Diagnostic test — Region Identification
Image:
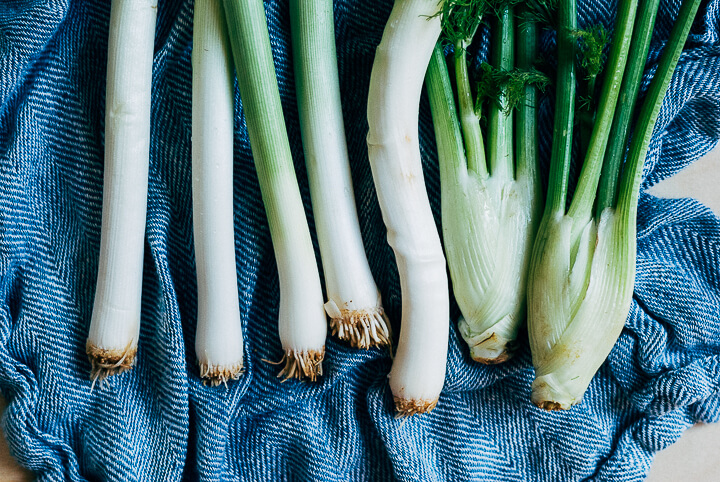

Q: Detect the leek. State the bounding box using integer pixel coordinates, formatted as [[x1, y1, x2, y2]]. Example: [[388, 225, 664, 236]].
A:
[[527, 0, 700, 410], [192, 0, 244, 386], [223, 0, 327, 381], [367, 0, 449, 416], [290, 0, 391, 349], [86, 0, 157, 383]]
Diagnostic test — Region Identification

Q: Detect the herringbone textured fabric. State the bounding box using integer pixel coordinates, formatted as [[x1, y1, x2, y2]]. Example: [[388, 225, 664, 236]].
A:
[[1, 0, 719, 480]]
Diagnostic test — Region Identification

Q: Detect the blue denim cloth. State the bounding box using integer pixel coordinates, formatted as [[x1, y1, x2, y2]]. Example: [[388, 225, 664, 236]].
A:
[[1, 0, 719, 480]]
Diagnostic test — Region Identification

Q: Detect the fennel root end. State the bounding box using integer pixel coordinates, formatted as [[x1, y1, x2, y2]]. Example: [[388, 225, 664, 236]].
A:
[[531, 376, 576, 411], [459, 318, 517, 364]]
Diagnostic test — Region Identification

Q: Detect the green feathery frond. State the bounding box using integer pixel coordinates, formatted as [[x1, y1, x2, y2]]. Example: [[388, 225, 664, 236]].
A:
[[572, 24, 609, 80], [475, 62, 551, 113], [435, 0, 490, 45], [521, 0, 558, 27]]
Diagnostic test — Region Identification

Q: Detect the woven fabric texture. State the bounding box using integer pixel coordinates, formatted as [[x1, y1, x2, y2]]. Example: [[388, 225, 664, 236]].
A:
[[1, 0, 719, 480]]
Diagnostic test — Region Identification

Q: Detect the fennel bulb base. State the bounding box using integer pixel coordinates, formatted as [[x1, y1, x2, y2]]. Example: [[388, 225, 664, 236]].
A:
[[86, 341, 137, 383], [531, 374, 578, 411], [393, 396, 438, 417], [326, 300, 392, 349], [199, 362, 243, 387], [277, 348, 324, 382], [458, 316, 516, 364]]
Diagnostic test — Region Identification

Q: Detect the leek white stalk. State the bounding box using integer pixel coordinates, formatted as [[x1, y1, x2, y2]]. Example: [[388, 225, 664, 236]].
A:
[[367, 0, 448, 415], [290, 0, 390, 349], [528, 0, 700, 410], [87, 0, 157, 382], [223, 0, 327, 381], [192, 0, 244, 386]]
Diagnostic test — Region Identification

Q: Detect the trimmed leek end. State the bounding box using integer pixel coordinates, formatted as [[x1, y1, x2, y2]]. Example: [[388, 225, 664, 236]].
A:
[[277, 349, 325, 382], [199, 363, 243, 387], [394, 397, 438, 418], [86, 341, 137, 383], [195, 318, 244, 386], [325, 298, 392, 349], [444, 174, 538, 364], [528, 208, 635, 410]]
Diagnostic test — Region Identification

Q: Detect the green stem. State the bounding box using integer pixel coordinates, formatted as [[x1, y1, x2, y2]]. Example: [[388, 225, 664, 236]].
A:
[[596, 0, 662, 214], [617, 0, 702, 219], [544, 0, 576, 214], [487, 5, 514, 180], [578, 75, 596, 158], [428, 45, 467, 186], [568, 0, 638, 225], [223, 0, 296, 189], [515, 6, 538, 181], [455, 39, 487, 178], [222, 0, 326, 359]]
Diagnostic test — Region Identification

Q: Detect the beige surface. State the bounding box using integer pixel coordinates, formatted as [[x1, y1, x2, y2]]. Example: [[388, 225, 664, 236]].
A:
[[0, 397, 32, 481], [1, 147, 719, 480], [644, 145, 720, 481], [648, 423, 720, 481]]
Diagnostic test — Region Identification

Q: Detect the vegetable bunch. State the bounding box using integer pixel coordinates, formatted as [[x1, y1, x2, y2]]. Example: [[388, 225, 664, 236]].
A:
[[423, 0, 700, 410], [527, 0, 700, 410], [87, 0, 701, 418]]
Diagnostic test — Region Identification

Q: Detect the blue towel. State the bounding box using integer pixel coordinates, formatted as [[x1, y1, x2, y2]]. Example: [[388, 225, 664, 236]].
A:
[[1, 0, 719, 480]]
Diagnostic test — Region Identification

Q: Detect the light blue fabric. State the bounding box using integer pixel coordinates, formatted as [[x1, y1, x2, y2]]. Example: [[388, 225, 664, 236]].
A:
[[1, 0, 719, 480]]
